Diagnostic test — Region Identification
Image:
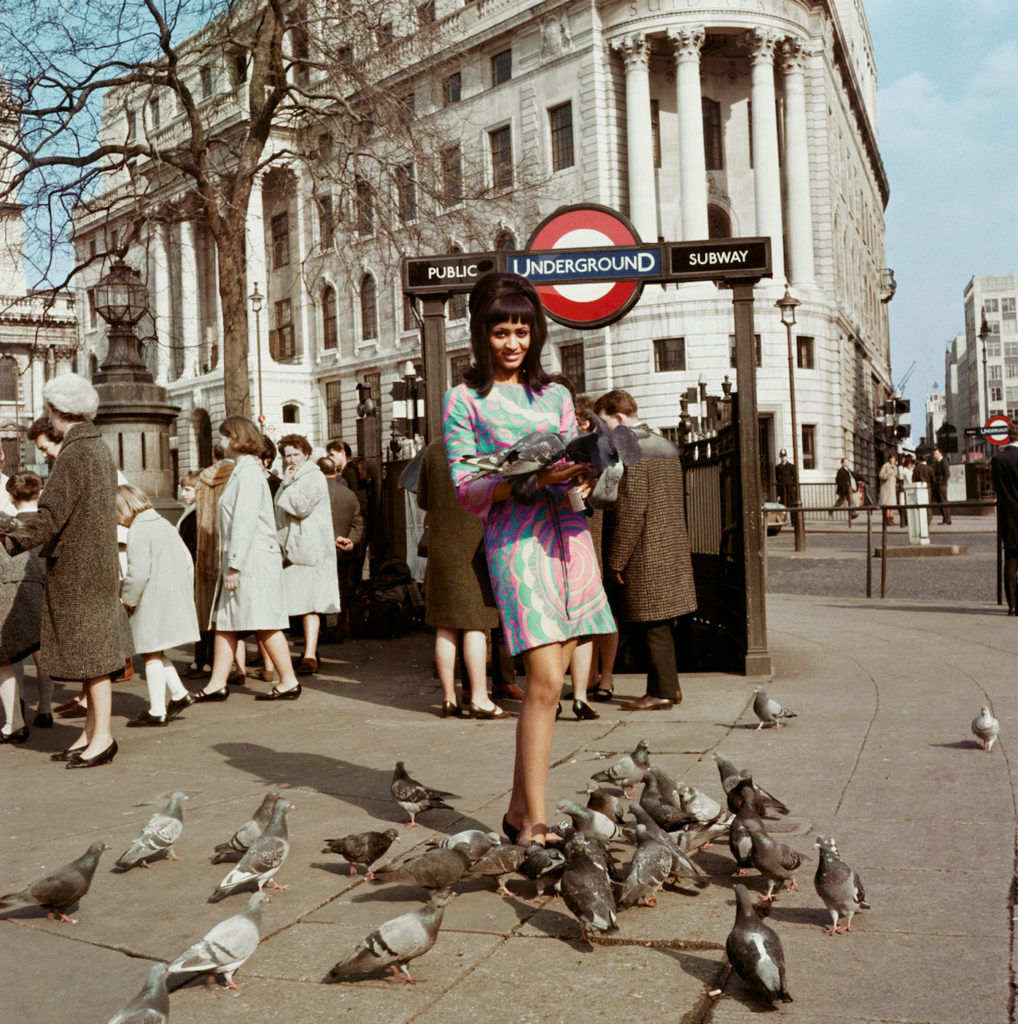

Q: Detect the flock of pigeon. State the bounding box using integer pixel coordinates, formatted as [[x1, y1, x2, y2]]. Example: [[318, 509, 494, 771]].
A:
[[0, 687, 1001, 1020]]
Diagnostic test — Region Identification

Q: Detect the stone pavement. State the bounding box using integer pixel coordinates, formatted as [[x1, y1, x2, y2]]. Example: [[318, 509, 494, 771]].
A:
[[1, 592, 1015, 1023]]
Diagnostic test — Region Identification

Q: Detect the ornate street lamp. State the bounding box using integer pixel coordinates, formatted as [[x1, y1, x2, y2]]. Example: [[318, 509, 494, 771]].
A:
[[92, 258, 151, 383], [249, 283, 265, 424], [775, 284, 805, 551]]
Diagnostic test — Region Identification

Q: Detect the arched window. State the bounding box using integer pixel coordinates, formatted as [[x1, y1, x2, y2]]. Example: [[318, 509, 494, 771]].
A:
[[360, 273, 377, 341], [707, 205, 732, 239], [702, 97, 723, 170], [494, 230, 516, 252], [193, 408, 213, 468], [88, 353, 98, 379], [0, 357, 17, 403], [282, 403, 300, 423], [322, 285, 338, 350]]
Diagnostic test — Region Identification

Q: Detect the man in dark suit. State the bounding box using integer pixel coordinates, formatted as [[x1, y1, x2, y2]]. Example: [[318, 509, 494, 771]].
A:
[[774, 448, 795, 506], [832, 458, 857, 519], [595, 389, 697, 711], [931, 446, 952, 524], [317, 458, 365, 632], [992, 422, 1018, 614]]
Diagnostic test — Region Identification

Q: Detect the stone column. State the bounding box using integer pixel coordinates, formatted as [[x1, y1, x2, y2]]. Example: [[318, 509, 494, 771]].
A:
[[292, 169, 312, 362], [150, 223, 172, 383], [246, 176, 267, 409], [179, 220, 200, 376], [745, 28, 785, 283], [668, 26, 708, 240], [612, 33, 657, 243], [780, 37, 815, 288]]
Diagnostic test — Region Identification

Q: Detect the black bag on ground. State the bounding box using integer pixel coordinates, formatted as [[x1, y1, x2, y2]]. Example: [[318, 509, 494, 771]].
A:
[[347, 558, 424, 639]]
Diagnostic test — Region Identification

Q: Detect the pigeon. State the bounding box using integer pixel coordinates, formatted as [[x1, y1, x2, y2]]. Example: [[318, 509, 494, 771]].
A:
[[467, 843, 529, 895], [168, 891, 267, 988], [677, 784, 729, 826], [391, 761, 455, 827], [628, 805, 708, 887], [105, 962, 169, 1024], [726, 771, 790, 819], [726, 883, 793, 1006], [972, 705, 999, 752], [713, 751, 742, 795], [749, 825, 809, 901], [211, 793, 281, 864], [209, 800, 293, 903], [814, 835, 870, 935], [638, 770, 696, 831], [728, 806, 765, 876], [373, 843, 473, 889], [560, 833, 618, 941], [589, 739, 651, 797], [517, 842, 566, 900], [752, 686, 797, 730], [556, 800, 622, 842], [324, 888, 453, 983], [618, 825, 676, 908], [322, 828, 400, 879], [586, 786, 626, 823], [644, 765, 685, 809], [565, 411, 646, 507], [115, 792, 187, 871], [0, 841, 110, 923], [435, 830, 500, 859]]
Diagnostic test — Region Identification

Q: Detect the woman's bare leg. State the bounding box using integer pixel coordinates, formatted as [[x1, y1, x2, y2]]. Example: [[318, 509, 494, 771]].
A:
[[463, 629, 495, 709], [78, 675, 113, 758], [434, 627, 459, 705], [258, 630, 299, 692], [203, 631, 239, 693], [303, 613, 321, 661], [570, 639, 594, 704]]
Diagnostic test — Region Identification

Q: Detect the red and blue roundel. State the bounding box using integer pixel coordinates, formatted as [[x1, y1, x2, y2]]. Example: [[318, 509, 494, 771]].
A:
[[524, 205, 645, 329]]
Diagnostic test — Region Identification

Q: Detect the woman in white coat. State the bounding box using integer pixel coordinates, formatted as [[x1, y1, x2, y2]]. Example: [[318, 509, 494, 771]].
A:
[[117, 485, 200, 727], [192, 416, 301, 702], [274, 433, 340, 675]]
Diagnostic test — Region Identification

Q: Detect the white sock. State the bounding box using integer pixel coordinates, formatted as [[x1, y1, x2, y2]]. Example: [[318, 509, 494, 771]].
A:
[[144, 657, 168, 717], [0, 666, 24, 732], [161, 657, 188, 700]]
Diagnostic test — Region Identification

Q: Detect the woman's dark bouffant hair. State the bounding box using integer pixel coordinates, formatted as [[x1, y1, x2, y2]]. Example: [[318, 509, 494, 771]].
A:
[[464, 272, 552, 397], [219, 415, 265, 455]]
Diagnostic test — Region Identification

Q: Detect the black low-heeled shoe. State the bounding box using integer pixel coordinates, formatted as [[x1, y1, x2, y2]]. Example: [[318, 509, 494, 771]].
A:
[[254, 683, 302, 702], [193, 686, 229, 703], [51, 746, 87, 762], [589, 685, 614, 703], [502, 815, 521, 844], [441, 700, 462, 718], [0, 725, 30, 744], [66, 739, 118, 769], [572, 699, 600, 721]]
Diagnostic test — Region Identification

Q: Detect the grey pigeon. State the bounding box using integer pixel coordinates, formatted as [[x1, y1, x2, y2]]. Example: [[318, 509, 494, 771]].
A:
[[391, 761, 455, 827], [728, 806, 765, 876], [467, 843, 529, 894], [105, 962, 169, 1024], [628, 805, 708, 887], [557, 799, 622, 842], [713, 751, 742, 794], [752, 686, 797, 730], [586, 786, 626, 823], [727, 771, 789, 819], [618, 825, 675, 908], [560, 833, 619, 941], [645, 764, 685, 809], [749, 825, 808, 901], [374, 843, 473, 889], [517, 842, 566, 900], [168, 891, 267, 988], [639, 770, 695, 831], [458, 432, 569, 505], [211, 793, 281, 864], [589, 739, 651, 797], [566, 411, 646, 507], [814, 835, 870, 935], [322, 828, 400, 879], [726, 883, 793, 1006], [972, 705, 999, 752], [324, 888, 453, 983], [209, 800, 293, 902], [436, 829, 500, 859], [677, 784, 729, 826], [0, 841, 109, 923], [116, 792, 187, 871]]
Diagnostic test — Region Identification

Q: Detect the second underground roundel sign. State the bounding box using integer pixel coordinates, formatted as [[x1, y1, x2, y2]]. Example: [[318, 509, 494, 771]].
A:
[[524, 205, 646, 329]]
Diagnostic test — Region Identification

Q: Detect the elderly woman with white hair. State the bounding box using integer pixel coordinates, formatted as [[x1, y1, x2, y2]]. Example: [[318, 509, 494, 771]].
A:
[[0, 372, 132, 769]]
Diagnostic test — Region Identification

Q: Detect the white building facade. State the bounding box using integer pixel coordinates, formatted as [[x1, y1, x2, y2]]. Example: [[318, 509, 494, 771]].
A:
[[73, 0, 893, 487]]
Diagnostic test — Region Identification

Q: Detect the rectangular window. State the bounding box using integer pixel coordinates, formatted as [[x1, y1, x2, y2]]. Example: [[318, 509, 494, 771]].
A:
[[990, 320, 1001, 336], [271, 212, 290, 268], [326, 380, 343, 437], [559, 342, 586, 392], [397, 163, 417, 223], [796, 335, 815, 370], [1003, 297, 1016, 322], [273, 298, 295, 360], [730, 334, 762, 367], [988, 340, 1002, 358], [443, 72, 461, 105], [449, 290, 467, 321], [87, 287, 97, 330], [149, 96, 161, 126], [985, 298, 1000, 313], [403, 293, 417, 332], [1006, 386, 1018, 404], [491, 49, 512, 86], [654, 337, 686, 372], [442, 145, 462, 206], [1004, 341, 1018, 357], [991, 385, 1004, 402], [234, 53, 247, 83], [200, 65, 213, 98], [702, 97, 723, 170], [650, 99, 661, 169], [489, 126, 513, 190], [1007, 363, 1018, 379], [126, 110, 137, 139], [317, 195, 334, 248], [989, 363, 1003, 381], [377, 22, 394, 47], [549, 102, 574, 171], [450, 352, 472, 384], [322, 290, 338, 350], [356, 178, 374, 236], [801, 425, 816, 470]]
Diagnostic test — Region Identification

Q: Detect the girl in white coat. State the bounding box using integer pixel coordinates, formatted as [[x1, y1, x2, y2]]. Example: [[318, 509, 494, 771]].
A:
[[117, 485, 200, 726]]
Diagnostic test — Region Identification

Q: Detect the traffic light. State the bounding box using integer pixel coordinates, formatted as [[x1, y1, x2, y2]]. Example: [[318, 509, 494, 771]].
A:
[[882, 397, 910, 439]]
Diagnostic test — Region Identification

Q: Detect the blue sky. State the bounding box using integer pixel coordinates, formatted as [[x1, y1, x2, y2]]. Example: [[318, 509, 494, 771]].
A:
[[867, 0, 1018, 412]]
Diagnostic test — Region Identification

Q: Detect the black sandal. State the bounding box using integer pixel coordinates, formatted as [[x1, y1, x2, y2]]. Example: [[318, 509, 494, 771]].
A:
[[590, 683, 614, 702]]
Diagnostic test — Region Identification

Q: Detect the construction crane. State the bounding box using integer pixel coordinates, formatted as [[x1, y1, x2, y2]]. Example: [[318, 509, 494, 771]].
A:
[[895, 361, 917, 394]]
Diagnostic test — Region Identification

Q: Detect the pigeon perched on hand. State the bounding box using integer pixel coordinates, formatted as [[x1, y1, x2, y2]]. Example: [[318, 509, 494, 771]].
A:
[[211, 793, 281, 864], [814, 835, 869, 935], [209, 800, 293, 903], [0, 840, 109, 923], [391, 761, 455, 827], [115, 792, 187, 871], [467, 844, 529, 895], [749, 825, 809, 901], [168, 891, 267, 988], [322, 828, 400, 879], [618, 825, 675, 909], [105, 962, 169, 1024], [324, 889, 453, 983], [752, 686, 797, 730], [589, 739, 650, 797], [972, 706, 1000, 752], [726, 884, 793, 1007], [560, 834, 619, 941], [556, 800, 622, 842], [373, 843, 473, 890], [565, 410, 646, 507]]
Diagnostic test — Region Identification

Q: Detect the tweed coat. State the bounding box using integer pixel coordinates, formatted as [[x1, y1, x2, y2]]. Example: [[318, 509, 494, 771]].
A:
[[605, 439, 697, 623], [417, 437, 499, 631], [325, 477, 365, 550], [212, 454, 289, 631], [275, 459, 340, 616], [2, 421, 133, 679], [0, 544, 44, 663], [194, 459, 234, 629], [121, 508, 200, 653]]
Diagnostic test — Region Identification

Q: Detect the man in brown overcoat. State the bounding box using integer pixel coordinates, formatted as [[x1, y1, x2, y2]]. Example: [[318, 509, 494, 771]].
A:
[[595, 389, 696, 710]]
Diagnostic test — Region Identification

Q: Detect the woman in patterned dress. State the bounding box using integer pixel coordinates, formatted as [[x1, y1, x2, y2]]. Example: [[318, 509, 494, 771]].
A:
[[443, 273, 615, 845]]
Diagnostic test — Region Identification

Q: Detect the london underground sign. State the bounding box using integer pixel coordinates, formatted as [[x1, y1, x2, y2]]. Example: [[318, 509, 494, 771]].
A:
[[981, 415, 1011, 445]]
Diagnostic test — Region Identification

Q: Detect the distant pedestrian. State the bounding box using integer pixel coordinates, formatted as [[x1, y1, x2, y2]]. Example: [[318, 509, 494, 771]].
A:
[[931, 447, 952, 524], [991, 422, 1018, 614], [775, 449, 795, 506], [913, 455, 936, 526], [878, 453, 898, 525], [832, 458, 858, 520], [317, 457, 364, 633]]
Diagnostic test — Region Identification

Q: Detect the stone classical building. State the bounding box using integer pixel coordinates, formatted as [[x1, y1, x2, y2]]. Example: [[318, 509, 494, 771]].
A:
[[73, 0, 893, 486]]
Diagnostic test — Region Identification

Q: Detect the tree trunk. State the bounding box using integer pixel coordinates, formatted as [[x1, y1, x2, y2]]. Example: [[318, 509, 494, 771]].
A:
[[216, 229, 251, 418]]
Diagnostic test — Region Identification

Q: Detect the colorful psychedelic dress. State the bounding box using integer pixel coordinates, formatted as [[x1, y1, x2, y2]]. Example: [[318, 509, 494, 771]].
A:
[[442, 380, 615, 657]]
